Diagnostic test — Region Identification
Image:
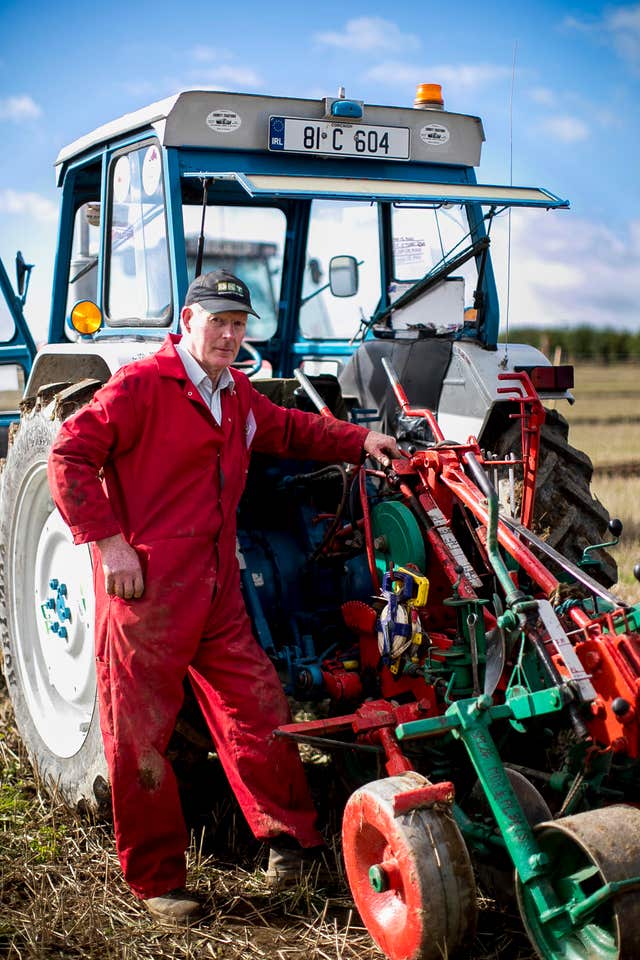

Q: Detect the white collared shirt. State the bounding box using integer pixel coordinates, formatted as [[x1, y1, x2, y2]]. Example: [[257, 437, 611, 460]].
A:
[[175, 340, 235, 425]]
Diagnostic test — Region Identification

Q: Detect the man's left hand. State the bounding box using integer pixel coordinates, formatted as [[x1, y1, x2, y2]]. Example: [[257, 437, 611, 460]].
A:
[[363, 430, 402, 468]]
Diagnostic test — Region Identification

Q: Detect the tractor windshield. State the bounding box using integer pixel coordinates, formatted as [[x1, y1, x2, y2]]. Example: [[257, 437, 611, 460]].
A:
[[390, 203, 479, 332], [392, 204, 478, 286], [299, 199, 381, 340], [182, 204, 285, 341], [299, 200, 480, 340]]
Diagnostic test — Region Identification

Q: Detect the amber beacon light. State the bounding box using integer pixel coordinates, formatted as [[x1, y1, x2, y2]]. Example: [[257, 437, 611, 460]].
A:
[[414, 83, 444, 110]]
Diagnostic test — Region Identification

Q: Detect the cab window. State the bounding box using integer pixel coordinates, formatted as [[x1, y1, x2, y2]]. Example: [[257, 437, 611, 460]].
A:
[[106, 142, 172, 326], [392, 204, 478, 292], [0, 289, 14, 341], [300, 200, 381, 340], [65, 202, 100, 319], [182, 204, 286, 341], [0, 364, 25, 411]]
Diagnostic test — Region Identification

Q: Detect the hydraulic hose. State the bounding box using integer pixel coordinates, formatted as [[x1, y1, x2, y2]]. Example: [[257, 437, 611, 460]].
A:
[[359, 467, 380, 593], [284, 464, 350, 562]]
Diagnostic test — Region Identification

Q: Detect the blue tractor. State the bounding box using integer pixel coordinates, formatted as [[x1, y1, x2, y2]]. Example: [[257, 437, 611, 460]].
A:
[[1, 85, 629, 960]]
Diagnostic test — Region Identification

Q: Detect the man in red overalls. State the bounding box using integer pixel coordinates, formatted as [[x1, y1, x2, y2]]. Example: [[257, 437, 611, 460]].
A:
[[48, 270, 400, 921]]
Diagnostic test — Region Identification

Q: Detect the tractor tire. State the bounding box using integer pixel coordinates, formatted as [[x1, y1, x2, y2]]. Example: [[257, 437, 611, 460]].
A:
[[493, 409, 616, 586], [0, 381, 110, 812]]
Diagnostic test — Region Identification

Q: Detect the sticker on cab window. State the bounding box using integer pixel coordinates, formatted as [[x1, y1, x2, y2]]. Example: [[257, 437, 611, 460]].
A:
[[142, 145, 162, 196], [113, 155, 131, 202]]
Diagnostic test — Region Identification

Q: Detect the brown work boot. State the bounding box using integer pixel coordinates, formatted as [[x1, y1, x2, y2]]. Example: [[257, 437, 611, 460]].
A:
[[266, 844, 306, 887], [265, 842, 330, 889], [143, 887, 203, 922]]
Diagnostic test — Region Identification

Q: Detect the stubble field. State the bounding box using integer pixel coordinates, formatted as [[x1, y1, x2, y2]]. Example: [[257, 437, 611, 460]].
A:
[[2, 361, 640, 959], [563, 363, 640, 602]]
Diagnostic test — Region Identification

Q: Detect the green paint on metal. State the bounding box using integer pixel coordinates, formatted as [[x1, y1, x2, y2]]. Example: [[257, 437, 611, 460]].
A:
[[397, 688, 632, 958], [517, 832, 620, 960], [368, 864, 388, 893], [370, 501, 426, 580]]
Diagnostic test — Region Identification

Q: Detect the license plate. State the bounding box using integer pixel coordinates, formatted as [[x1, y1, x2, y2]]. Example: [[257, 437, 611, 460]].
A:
[[269, 116, 410, 161]]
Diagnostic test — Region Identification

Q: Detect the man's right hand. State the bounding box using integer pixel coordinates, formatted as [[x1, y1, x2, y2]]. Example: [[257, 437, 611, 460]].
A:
[[96, 533, 145, 599]]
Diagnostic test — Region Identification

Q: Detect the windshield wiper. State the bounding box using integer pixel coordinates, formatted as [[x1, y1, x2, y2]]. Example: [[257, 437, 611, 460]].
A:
[[370, 235, 490, 327]]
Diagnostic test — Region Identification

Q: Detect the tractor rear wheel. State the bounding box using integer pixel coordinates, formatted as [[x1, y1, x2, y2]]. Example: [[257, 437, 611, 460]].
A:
[[342, 773, 477, 960], [0, 383, 109, 811], [494, 410, 616, 586]]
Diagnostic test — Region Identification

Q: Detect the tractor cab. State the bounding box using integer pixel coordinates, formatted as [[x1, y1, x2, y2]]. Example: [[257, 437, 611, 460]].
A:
[[19, 86, 569, 429]]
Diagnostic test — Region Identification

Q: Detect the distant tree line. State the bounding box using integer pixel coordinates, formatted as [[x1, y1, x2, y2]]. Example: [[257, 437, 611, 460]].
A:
[[500, 327, 640, 363]]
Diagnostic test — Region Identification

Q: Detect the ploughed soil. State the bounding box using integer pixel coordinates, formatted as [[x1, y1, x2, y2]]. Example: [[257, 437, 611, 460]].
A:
[[0, 679, 537, 959]]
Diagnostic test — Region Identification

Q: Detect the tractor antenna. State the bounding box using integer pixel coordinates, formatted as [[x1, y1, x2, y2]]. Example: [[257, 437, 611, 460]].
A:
[[502, 41, 518, 369]]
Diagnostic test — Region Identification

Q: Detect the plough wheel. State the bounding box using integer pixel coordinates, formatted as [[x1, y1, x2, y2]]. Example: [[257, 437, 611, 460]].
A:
[[342, 774, 477, 960], [468, 767, 552, 905], [516, 805, 640, 960]]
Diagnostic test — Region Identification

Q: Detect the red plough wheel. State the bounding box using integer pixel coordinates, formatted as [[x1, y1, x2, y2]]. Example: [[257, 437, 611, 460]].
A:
[[342, 773, 477, 960]]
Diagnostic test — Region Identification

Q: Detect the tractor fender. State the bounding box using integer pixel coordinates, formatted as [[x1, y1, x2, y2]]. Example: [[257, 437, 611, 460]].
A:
[[23, 340, 162, 400], [436, 340, 570, 445]]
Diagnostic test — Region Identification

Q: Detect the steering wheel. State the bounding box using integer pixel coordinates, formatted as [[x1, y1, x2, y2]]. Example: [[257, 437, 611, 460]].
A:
[[231, 341, 263, 378]]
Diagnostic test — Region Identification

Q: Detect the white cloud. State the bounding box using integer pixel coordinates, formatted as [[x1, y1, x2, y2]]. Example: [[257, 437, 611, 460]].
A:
[[539, 115, 590, 143], [120, 80, 158, 98], [528, 86, 555, 105], [119, 49, 261, 102], [491, 211, 640, 329], [315, 17, 420, 53], [562, 14, 593, 32], [565, 4, 640, 70], [606, 3, 640, 66], [366, 61, 511, 93], [0, 190, 57, 223], [191, 45, 216, 63], [190, 64, 263, 89], [0, 95, 42, 121], [190, 46, 234, 63]]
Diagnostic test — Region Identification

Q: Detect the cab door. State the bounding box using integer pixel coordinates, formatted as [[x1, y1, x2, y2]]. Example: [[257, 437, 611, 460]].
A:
[[0, 255, 37, 453]]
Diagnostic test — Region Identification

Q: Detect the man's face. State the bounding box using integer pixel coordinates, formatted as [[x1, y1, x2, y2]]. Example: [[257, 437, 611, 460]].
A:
[[181, 304, 247, 381]]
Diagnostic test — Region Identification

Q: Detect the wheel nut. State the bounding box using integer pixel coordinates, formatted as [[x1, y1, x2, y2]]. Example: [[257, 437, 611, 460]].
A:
[[373, 536, 388, 551]]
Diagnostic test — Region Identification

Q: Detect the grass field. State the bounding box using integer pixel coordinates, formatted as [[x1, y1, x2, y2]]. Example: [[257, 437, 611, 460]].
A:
[[561, 363, 640, 601], [2, 361, 640, 959]]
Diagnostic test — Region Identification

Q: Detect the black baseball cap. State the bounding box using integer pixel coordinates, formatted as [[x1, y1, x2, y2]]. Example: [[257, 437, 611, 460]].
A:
[[185, 269, 259, 317]]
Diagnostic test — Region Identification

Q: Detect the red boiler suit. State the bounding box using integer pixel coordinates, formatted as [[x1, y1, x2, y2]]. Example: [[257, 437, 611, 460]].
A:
[[47, 333, 368, 899]]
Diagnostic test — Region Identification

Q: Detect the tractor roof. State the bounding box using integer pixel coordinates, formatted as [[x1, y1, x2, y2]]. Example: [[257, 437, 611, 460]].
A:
[[55, 88, 486, 180], [54, 90, 568, 210]]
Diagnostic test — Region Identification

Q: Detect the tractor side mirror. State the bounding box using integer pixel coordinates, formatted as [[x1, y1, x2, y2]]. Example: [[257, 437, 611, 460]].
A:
[[15, 250, 34, 302], [329, 255, 358, 298]]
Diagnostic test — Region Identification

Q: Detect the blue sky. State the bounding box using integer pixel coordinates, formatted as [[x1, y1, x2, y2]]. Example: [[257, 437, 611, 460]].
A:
[[1, 0, 639, 338]]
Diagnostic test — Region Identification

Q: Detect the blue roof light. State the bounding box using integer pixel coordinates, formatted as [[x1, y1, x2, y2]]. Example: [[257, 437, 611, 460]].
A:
[[331, 100, 363, 119]]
